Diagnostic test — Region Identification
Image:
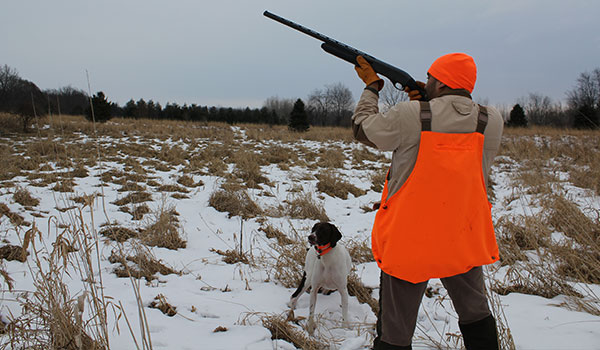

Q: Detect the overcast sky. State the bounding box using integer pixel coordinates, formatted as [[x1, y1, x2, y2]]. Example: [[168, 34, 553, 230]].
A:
[[2, 0, 598, 109]]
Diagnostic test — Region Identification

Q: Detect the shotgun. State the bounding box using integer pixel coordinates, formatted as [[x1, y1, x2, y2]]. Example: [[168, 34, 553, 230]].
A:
[[263, 11, 428, 101]]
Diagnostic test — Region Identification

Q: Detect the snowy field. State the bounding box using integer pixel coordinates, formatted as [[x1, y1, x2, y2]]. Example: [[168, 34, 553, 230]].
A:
[[0, 119, 599, 349]]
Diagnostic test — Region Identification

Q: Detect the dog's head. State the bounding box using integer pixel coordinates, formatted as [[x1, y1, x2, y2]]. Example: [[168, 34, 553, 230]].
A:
[[308, 222, 342, 248]]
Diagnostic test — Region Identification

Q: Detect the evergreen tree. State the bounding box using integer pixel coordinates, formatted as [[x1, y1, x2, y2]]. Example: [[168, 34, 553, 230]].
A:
[[85, 91, 112, 122], [123, 99, 137, 118], [288, 98, 309, 132], [508, 103, 527, 127]]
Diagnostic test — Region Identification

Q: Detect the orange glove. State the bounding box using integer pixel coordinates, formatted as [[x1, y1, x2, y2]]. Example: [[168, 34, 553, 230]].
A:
[[403, 81, 426, 101], [355, 56, 384, 91]]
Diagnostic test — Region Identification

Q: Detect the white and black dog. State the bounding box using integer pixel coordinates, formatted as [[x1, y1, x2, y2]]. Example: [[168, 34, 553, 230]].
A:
[[288, 222, 352, 334]]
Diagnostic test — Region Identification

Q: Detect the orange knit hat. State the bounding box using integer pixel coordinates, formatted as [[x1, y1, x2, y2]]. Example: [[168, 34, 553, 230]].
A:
[[428, 53, 477, 93]]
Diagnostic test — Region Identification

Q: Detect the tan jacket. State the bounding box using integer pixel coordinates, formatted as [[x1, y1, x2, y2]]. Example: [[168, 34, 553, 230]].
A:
[[352, 89, 503, 201]]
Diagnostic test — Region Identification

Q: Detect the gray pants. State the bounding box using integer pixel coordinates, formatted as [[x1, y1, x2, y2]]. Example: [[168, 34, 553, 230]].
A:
[[378, 266, 491, 347]]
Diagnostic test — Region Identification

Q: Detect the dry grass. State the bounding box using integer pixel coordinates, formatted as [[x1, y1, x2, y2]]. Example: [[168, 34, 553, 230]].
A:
[[99, 225, 139, 242], [149, 294, 177, 317], [317, 147, 346, 169], [117, 182, 147, 193], [4, 215, 111, 350], [209, 188, 262, 219], [3, 115, 600, 347], [140, 202, 186, 250], [13, 187, 40, 207], [177, 175, 203, 188], [51, 179, 76, 193], [259, 224, 295, 245], [496, 214, 550, 265], [112, 191, 153, 206], [156, 184, 190, 193], [569, 166, 600, 194], [545, 195, 599, 245], [260, 144, 298, 166], [0, 112, 23, 133], [0, 244, 29, 262], [119, 204, 151, 221], [242, 124, 352, 144], [351, 146, 387, 170], [285, 192, 329, 222], [157, 145, 188, 166], [210, 248, 251, 265], [260, 314, 328, 350], [0, 203, 29, 226], [494, 192, 600, 314], [316, 171, 366, 199], [109, 244, 179, 282], [347, 272, 378, 314], [345, 237, 374, 264], [231, 150, 271, 188], [501, 127, 600, 196], [265, 240, 307, 289]]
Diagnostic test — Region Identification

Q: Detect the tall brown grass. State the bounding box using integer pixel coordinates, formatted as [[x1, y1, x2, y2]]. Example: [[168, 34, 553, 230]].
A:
[[494, 127, 600, 317], [3, 113, 600, 348]]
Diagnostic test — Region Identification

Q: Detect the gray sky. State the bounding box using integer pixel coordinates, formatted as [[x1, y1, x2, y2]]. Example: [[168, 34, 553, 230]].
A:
[[2, 0, 598, 109]]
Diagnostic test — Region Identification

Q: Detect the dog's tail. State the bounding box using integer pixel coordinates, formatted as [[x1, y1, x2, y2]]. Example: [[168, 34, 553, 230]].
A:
[[291, 271, 307, 298]]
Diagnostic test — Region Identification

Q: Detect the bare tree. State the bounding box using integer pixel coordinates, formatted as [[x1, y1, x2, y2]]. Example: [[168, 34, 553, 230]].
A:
[[519, 93, 554, 126], [327, 82, 354, 127], [567, 69, 600, 128], [263, 96, 294, 124], [380, 83, 408, 112], [45, 85, 88, 115], [0, 64, 46, 131], [307, 88, 329, 126], [0, 64, 21, 108], [567, 69, 600, 110], [307, 82, 354, 126]]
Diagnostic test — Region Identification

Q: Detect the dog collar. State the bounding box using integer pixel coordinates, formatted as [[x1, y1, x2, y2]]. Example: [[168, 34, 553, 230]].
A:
[[314, 243, 332, 257]]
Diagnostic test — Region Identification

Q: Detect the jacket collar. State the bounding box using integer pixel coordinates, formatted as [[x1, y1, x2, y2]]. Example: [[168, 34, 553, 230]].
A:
[[438, 89, 472, 99]]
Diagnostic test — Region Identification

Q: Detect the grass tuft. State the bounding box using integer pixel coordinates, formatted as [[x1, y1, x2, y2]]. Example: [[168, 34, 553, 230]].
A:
[[13, 187, 40, 207], [149, 294, 177, 317], [209, 189, 262, 219], [285, 193, 329, 222], [140, 202, 186, 250], [261, 314, 328, 350], [316, 171, 366, 199]]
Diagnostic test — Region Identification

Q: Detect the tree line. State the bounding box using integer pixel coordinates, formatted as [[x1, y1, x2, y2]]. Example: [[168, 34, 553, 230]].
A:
[[0, 64, 356, 131], [1, 63, 599, 132], [504, 68, 600, 129]]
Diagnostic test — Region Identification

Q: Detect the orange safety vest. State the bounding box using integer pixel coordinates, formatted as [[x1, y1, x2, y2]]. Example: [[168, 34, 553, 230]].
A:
[[371, 101, 499, 284]]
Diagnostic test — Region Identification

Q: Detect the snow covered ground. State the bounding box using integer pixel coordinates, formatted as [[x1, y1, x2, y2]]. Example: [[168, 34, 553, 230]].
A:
[[1, 123, 599, 349]]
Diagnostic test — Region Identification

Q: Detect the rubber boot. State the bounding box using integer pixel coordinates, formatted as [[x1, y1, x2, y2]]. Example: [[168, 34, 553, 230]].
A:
[[458, 315, 499, 350]]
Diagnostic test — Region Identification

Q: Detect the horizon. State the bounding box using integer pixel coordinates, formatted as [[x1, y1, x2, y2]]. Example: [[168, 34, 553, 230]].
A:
[[2, 1, 598, 110]]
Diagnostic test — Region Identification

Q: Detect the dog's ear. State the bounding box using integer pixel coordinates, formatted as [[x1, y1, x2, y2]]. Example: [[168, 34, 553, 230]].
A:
[[328, 224, 342, 247], [311, 222, 322, 233]]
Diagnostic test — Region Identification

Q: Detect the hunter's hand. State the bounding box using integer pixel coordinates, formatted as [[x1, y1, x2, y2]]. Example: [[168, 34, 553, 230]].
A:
[[355, 56, 384, 91], [403, 81, 426, 101]]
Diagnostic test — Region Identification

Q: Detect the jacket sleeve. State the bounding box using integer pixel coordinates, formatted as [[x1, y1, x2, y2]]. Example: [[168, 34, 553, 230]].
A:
[[352, 89, 379, 148], [352, 89, 420, 151]]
